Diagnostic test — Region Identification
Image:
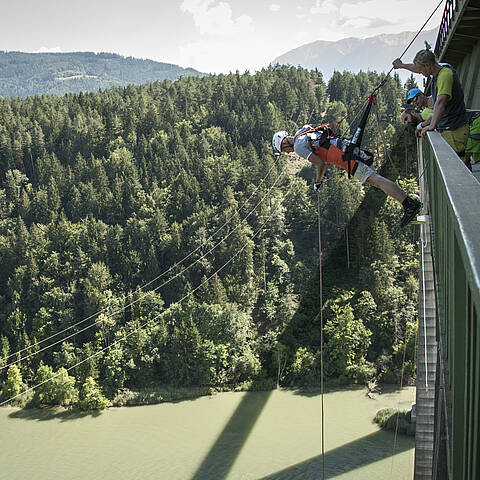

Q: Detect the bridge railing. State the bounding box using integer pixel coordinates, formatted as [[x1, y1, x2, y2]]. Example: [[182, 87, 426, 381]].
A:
[[435, 0, 463, 57], [423, 131, 480, 480]]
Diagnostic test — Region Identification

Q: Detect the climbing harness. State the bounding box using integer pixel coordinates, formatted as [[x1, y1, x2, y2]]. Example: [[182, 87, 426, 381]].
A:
[[294, 94, 376, 178], [344, 94, 375, 177]]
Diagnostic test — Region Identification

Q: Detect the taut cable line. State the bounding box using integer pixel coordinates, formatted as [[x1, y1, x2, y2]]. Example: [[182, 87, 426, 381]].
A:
[[0, 182, 294, 407], [371, 0, 444, 95], [1, 162, 287, 371], [316, 190, 326, 479]]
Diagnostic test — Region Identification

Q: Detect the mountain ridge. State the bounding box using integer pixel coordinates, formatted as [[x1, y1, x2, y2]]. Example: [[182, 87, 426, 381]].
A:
[[0, 51, 206, 98], [271, 29, 438, 81]]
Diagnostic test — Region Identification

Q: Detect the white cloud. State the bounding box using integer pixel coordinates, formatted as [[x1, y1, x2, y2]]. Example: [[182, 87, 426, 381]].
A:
[[175, 0, 444, 73], [35, 46, 62, 53], [179, 0, 257, 73], [342, 17, 372, 29], [295, 31, 310, 44], [178, 37, 269, 73], [309, 0, 443, 41], [340, 0, 404, 23], [269, 4, 281, 12], [180, 0, 253, 37], [310, 0, 337, 15]]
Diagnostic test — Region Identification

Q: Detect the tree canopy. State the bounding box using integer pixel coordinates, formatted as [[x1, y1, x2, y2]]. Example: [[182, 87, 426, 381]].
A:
[[0, 51, 205, 98], [0, 66, 419, 410]]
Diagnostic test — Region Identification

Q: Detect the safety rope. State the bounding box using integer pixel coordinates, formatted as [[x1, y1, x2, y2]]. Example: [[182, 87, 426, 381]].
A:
[[316, 190, 326, 479], [371, 0, 444, 95], [308, 95, 370, 135], [0, 181, 295, 407], [388, 101, 434, 476], [0, 162, 288, 371], [411, 303, 419, 480], [391, 338, 408, 476], [371, 87, 420, 476], [373, 97, 402, 177]]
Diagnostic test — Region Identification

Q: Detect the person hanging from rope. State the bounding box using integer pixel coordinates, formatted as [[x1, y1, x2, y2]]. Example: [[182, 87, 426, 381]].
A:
[[272, 125, 422, 228], [392, 44, 470, 170]]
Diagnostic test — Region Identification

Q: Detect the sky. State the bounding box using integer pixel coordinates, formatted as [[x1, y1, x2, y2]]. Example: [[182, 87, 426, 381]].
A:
[[1, 0, 444, 74]]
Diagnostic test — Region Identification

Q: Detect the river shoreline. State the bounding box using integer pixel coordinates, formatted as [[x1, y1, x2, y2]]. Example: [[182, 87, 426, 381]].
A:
[[0, 387, 416, 480], [1, 381, 410, 412]]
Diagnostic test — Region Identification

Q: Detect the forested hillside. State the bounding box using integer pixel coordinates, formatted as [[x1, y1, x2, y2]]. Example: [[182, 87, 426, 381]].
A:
[[0, 51, 204, 98], [0, 66, 419, 410]]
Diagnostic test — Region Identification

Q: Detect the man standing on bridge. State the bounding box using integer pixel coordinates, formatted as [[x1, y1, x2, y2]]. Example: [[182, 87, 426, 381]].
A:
[[393, 46, 470, 169]]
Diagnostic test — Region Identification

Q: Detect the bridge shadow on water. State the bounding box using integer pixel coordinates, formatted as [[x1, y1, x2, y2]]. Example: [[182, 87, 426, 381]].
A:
[[258, 430, 412, 480], [190, 388, 413, 480], [190, 390, 273, 479]]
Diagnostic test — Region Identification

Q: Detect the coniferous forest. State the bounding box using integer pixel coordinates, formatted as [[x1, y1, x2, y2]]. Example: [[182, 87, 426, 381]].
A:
[[0, 51, 204, 98], [0, 66, 419, 410]]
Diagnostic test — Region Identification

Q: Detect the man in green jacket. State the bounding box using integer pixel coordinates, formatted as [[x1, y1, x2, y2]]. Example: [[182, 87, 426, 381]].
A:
[[393, 47, 470, 169]]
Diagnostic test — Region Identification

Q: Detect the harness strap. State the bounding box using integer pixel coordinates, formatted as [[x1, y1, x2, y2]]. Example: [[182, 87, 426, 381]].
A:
[[295, 95, 375, 179], [294, 126, 335, 144], [311, 142, 358, 176]]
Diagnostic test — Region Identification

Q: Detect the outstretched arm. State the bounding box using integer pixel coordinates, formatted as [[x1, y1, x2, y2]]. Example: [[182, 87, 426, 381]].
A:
[[392, 58, 422, 74]]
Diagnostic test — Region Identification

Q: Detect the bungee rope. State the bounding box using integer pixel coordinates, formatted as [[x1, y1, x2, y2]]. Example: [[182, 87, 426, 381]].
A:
[[316, 188, 326, 479], [313, 2, 444, 475], [372, 0, 444, 95], [1, 161, 287, 371], [0, 179, 296, 407]]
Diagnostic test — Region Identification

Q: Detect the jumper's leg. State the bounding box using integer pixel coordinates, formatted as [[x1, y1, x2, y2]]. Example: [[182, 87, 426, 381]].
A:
[[366, 173, 406, 203]]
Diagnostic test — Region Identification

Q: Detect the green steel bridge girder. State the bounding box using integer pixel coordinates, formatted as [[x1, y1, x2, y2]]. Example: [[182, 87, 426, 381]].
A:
[[423, 131, 480, 480]]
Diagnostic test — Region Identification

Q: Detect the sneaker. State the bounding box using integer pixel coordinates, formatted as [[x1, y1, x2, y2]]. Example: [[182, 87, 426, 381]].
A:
[[400, 198, 422, 227]]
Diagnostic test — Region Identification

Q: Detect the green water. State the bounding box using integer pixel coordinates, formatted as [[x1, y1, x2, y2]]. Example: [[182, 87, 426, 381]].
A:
[[0, 387, 415, 480]]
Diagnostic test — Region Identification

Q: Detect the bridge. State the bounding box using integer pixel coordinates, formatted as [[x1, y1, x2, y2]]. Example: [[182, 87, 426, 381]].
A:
[[415, 131, 480, 479], [414, 1, 480, 478]]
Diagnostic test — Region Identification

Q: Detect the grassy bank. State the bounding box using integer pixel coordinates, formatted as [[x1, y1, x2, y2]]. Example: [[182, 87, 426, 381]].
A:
[[374, 407, 416, 436]]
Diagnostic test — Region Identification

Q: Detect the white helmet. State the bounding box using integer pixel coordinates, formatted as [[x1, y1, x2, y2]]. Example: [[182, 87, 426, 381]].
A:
[[272, 130, 289, 153]]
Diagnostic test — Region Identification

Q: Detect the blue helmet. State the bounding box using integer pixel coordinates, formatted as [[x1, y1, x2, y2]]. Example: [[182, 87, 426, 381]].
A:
[[407, 88, 423, 104]]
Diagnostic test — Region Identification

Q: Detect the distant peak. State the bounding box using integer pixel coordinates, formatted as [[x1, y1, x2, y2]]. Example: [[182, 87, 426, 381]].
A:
[[270, 28, 438, 81]]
